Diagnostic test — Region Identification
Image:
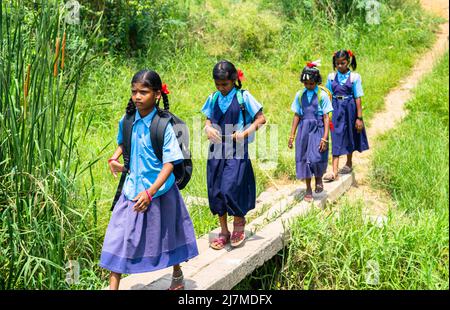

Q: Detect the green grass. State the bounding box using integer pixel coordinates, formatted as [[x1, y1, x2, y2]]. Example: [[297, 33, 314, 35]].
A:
[[237, 199, 448, 289], [372, 52, 449, 211], [236, 52, 449, 290]]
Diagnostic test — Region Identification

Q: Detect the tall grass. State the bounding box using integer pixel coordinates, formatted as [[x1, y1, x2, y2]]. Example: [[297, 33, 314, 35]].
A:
[[0, 1, 103, 289]]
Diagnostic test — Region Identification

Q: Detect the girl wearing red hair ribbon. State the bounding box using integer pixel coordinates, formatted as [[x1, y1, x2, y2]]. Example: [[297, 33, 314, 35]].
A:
[[201, 60, 266, 250], [324, 49, 369, 182], [101, 69, 198, 290]]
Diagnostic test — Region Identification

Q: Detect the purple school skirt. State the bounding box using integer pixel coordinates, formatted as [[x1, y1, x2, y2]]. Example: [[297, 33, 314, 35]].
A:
[[99, 184, 199, 274]]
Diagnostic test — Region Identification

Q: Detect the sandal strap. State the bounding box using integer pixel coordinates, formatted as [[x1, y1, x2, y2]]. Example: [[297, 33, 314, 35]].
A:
[[212, 233, 230, 246], [213, 238, 227, 246], [231, 230, 245, 238], [172, 274, 184, 281]]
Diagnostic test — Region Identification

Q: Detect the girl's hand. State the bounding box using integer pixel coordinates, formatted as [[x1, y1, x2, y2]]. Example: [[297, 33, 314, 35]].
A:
[[355, 119, 364, 133], [319, 139, 328, 152], [205, 125, 221, 144], [132, 190, 152, 213], [108, 159, 125, 178], [288, 136, 294, 149], [232, 131, 246, 142]]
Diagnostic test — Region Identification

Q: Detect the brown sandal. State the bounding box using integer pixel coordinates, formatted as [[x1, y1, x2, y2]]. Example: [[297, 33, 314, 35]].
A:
[[338, 165, 353, 174], [210, 232, 230, 250], [323, 172, 337, 182], [304, 189, 313, 202], [231, 218, 246, 248]]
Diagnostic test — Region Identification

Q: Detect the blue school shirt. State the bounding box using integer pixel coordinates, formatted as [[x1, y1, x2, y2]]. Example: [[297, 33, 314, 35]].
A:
[[290, 86, 333, 116], [201, 87, 263, 143], [116, 108, 184, 200], [325, 70, 364, 98]]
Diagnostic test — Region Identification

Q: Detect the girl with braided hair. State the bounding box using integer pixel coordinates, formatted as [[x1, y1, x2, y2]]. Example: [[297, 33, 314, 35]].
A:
[[100, 70, 198, 290], [288, 61, 333, 202], [323, 50, 369, 182]]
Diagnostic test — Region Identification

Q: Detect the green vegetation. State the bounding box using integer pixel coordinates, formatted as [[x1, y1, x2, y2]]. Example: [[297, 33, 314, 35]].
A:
[[0, 1, 101, 289], [1, 0, 444, 289]]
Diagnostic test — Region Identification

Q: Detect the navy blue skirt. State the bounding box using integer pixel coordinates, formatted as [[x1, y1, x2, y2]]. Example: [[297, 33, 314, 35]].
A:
[[295, 118, 328, 179], [331, 97, 369, 156], [207, 155, 256, 217]]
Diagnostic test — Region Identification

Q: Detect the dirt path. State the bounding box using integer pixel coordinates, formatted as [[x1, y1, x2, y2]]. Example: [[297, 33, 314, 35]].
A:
[[345, 0, 449, 215], [420, 0, 449, 20]]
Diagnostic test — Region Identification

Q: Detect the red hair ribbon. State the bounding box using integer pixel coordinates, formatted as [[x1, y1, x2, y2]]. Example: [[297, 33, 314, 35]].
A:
[[237, 69, 245, 81], [161, 83, 170, 95], [306, 60, 321, 68], [347, 50, 354, 57]]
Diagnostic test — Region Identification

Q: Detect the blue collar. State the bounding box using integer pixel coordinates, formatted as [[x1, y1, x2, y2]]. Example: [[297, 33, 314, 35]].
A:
[[218, 87, 237, 101], [337, 70, 351, 78], [134, 107, 157, 127], [301, 85, 319, 95]]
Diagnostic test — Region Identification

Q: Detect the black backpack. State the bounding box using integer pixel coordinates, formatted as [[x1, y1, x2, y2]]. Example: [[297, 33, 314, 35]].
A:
[[111, 108, 193, 211]]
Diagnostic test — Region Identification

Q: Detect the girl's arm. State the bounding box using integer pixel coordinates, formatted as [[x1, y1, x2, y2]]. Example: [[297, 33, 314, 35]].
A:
[[111, 145, 123, 160], [235, 111, 266, 141], [288, 114, 301, 149], [108, 145, 125, 178], [132, 162, 175, 212], [320, 114, 330, 152], [355, 97, 364, 133]]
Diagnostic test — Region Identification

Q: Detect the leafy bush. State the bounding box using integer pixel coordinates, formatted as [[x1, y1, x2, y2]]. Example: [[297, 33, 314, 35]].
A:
[[80, 0, 189, 55], [202, 1, 283, 59]]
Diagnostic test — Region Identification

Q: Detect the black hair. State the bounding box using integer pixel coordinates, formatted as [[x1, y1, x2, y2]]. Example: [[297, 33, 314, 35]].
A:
[[125, 69, 169, 115], [212, 60, 242, 89], [300, 65, 322, 84], [332, 49, 357, 71]]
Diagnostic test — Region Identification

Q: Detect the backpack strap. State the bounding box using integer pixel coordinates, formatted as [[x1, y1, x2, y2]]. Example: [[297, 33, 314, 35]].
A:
[[212, 91, 220, 107], [329, 71, 357, 83], [318, 85, 332, 110], [111, 112, 135, 211], [236, 89, 247, 127], [150, 111, 172, 163], [122, 113, 135, 170]]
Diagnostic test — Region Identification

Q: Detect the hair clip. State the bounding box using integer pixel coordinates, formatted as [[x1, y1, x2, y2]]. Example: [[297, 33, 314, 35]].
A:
[[161, 83, 170, 95], [306, 59, 321, 68], [237, 69, 245, 81]]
